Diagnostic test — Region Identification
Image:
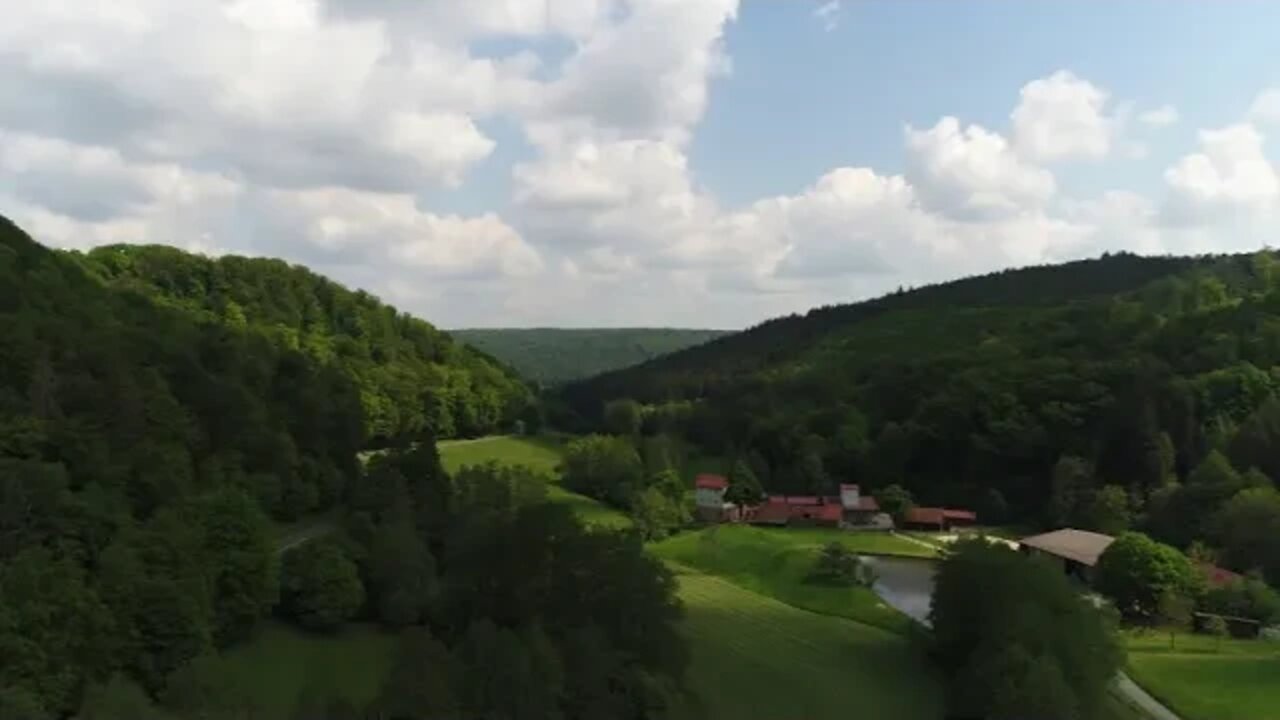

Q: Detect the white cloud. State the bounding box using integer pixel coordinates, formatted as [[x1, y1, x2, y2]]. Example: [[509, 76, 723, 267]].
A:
[[1250, 89, 1280, 125], [1138, 105, 1180, 127], [813, 1, 840, 32], [1164, 124, 1280, 223], [904, 117, 1056, 220], [1011, 70, 1115, 161]]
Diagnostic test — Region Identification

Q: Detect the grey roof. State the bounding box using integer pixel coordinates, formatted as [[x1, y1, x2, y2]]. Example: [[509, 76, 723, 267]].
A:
[[1018, 528, 1115, 567]]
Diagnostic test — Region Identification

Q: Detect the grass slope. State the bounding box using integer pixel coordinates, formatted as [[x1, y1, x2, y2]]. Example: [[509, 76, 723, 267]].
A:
[[438, 435, 631, 529], [450, 327, 729, 384], [671, 567, 942, 720], [1125, 631, 1280, 720], [206, 622, 396, 719], [654, 525, 935, 635]]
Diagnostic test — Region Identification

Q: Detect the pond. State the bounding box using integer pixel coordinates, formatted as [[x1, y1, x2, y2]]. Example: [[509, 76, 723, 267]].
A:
[[862, 555, 938, 626]]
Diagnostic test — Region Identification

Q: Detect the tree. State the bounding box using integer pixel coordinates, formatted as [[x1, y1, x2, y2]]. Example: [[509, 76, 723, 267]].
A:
[[1156, 589, 1193, 649], [367, 515, 437, 627], [931, 540, 1121, 720], [874, 484, 914, 523], [603, 398, 643, 437], [375, 627, 459, 720], [807, 542, 874, 587], [1202, 574, 1280, 626], [1048, 455, 1092, 527], [281, 540, 365, 631], [79, 675, 170, 720], [1095, 532, 1201, 620], [1082, 485, 1131, 536], [1230, 396, 1280, 481], [631, 486, 687, 542], [561, 435, 645, 509], [724, 458, 764, 508], [1210, 486, 1280, 586], [188, 488, 278, 646]]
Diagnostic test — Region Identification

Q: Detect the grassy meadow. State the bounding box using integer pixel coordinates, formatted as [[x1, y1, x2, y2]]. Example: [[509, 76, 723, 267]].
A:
[[653, 525, 935, 635], [670, 566, 943, 720], [438, 435, 631, 529], [204, 622, 396, 719], [1124, 630, 1280, 720]]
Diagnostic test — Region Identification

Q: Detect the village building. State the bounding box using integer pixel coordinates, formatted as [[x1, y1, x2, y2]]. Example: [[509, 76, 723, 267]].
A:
[[1018, 528, 1115, 582], [693, 474, 734, 523], [899, 506, 978, 531], [746, 495, 843, 527], [839, 484, 884, 526]]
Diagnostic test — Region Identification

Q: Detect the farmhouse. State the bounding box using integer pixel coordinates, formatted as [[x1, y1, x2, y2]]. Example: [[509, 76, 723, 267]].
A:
[[694, 474, 734, 523], [839, 484, 883, 526], [1018, 528, 1114, 582], [899, 507, 978, 531], [746, 495, 843, 527]]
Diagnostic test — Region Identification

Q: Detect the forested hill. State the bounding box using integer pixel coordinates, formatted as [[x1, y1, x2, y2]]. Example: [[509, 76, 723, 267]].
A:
[[79, 243, 533, 444], [561, 250, 1280, 548], [451, 327, 729, 384]]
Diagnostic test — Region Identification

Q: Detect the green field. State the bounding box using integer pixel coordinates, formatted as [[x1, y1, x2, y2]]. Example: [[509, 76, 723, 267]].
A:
[[1124, 630, 1280, 720], [204, 622, 396, 719], [671, 566, 942, 720], [654, 525, 935, 634], [438, 435, 631, 528]]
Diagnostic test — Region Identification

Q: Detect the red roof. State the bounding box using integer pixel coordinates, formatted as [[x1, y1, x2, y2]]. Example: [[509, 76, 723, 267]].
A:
[[839, 484, 860, 493], [752, 503, 792, 524], [816, 504, 843, 522], [695, 474, 729, 490], [785, 496, 821, 506], [1200, 563, 1243, 588], [943, 509, 977, 521], [856, 496, 880, 511], [904, 507, 946, 525]]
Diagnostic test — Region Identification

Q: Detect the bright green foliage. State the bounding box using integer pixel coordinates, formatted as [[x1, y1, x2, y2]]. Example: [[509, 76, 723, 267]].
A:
[[82, 243, 532, 444], [451, 328, 729, 385], [281, 540, 365, 631], [1157, 589, 1195, 648], [1095, 532, 1201, 620], [931, 540, 1121, 720], [1210, 487, 1280, 586], [1125, 630, 1280, 720], [724, 458, 764, 508]]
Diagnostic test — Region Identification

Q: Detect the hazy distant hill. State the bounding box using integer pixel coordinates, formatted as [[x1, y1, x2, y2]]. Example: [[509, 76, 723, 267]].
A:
[[450, 327, 730, 385]]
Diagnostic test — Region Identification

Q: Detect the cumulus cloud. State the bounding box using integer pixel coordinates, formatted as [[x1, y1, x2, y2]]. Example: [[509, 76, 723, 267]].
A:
[[1250, 89, 1280, 125], [1163, 124, 1280, 223], [813, 1, 841, 32], [3, 1, 1280, 327], [1011, 71, 1115, 161], [1139, 105, 1180, 127]]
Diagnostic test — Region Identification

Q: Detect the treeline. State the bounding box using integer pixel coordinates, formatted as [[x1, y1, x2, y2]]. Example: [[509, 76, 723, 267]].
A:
[[82, 243, 534, 444], [562, 250, 1280, 581], [452, 327, 728, 385], [0, 217, 686, 719]]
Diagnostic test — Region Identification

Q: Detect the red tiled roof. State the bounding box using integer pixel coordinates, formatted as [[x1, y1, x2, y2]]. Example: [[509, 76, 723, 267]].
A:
[[752, 503, 792, 524], [816, 504, 843, 522], [695, 474, 729, 490], [904, 507, 945, 525], [785, 496, 821, 506], [943, 509, 977, 521]]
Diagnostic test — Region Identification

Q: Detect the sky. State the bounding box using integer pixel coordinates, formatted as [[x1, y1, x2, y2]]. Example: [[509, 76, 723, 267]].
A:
[[2, 1, 1279, 329]]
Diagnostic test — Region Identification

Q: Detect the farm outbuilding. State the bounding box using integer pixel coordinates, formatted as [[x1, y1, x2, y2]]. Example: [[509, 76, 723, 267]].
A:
[[899, 507, 977, 531], [1018, 528, 1114, 583]]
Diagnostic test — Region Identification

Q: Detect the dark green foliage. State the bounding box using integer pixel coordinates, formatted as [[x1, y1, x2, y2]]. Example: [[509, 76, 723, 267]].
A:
[[1210, 486, 1280, 586], [1201, 574, 1280, 625], [367, 515, 438, 628], [560, 248, 1280, 527], [1081, 485, 1131, 536], [1095, 532, 1201, 620], [873, 484, 914, 522], [281, 540, 365, 631], [561, 434, 645, 509], [451, 327, 729, 385], [78, 675, 170, 720], [931, 540, 1122, 720], [725, 458, 764, 508], [374, 628, 459, 720], [604, 398, 644, 436]]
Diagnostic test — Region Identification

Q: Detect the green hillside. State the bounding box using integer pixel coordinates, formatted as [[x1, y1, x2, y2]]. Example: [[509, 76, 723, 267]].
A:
[[80, 244, 533, 444], [561, 251, 1280, 557], [451, 327, 729, 385]]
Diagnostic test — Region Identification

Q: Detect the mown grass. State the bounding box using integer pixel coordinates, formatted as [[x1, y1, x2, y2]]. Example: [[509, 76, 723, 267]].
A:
[[670, 566, 943, 720], [653, 525, 934, 635], [1123, 630, 1280, 720], [438, 434, 631, 529], [206, 621, 396, 719]]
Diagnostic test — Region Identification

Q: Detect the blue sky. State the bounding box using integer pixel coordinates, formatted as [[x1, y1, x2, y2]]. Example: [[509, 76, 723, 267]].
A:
[[2, 0, 1280, 327]]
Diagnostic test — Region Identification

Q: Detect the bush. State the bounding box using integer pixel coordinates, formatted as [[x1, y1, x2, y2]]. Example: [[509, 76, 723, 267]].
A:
[[1201, 574, 1280, 626], [280, 540, 365, 631], [1095, 532, 1201, 621], [807, 542, 876, 587]]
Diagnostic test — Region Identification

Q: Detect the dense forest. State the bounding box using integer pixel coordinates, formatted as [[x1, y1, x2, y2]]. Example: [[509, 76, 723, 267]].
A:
[[81, 244, 534, 445], [451, 328, 729, 385], [562, 250, 1280, 583], [0, 216, 685, 719]]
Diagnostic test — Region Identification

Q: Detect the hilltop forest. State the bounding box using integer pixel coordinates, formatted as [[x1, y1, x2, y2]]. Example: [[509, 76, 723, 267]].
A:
[[451, 327, 729, 385], [0, 216, 685, 719], [563, 250, 1280, 579]]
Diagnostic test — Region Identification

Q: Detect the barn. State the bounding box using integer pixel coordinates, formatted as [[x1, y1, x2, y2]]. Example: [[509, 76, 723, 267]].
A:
[[1018, 528, 1115, 583]]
